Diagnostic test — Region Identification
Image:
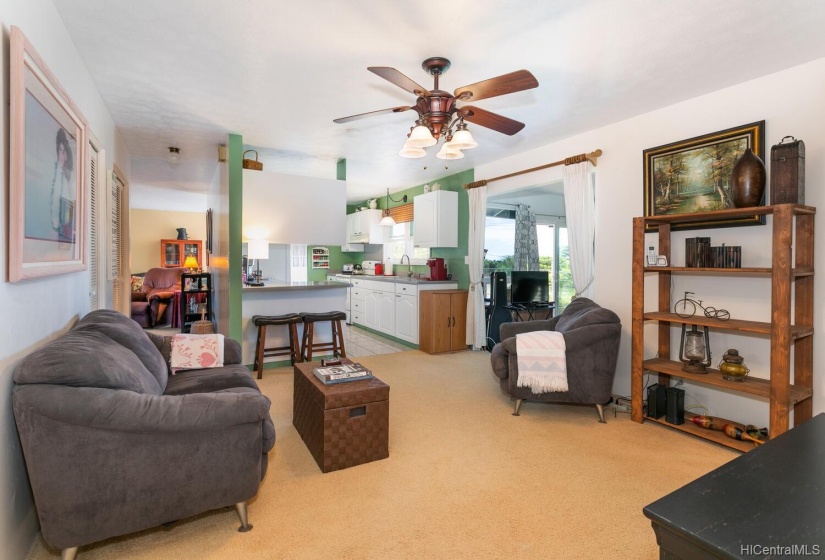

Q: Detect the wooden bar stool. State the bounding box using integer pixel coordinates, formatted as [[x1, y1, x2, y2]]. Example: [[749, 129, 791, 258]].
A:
[[252, 313, 302, 379], [300, 311, 347, 362]]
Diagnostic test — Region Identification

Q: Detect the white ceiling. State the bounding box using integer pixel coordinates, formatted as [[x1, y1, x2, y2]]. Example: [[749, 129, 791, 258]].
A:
[[52, 0, 825, 203]]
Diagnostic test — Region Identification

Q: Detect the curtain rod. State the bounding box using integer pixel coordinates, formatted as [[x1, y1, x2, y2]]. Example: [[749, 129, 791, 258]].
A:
[[464, 149, 602, 190]]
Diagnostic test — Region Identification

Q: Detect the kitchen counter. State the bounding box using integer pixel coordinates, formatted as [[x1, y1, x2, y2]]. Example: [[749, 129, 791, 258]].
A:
[[329, 274, 457, 286], [242, 281, 347, 292]]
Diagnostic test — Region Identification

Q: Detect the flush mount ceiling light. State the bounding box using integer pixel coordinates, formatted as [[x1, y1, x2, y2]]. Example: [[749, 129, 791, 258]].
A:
[[334, 57, 538, 159], [378, 188, 408, 227], [168, 146, 181, 164]]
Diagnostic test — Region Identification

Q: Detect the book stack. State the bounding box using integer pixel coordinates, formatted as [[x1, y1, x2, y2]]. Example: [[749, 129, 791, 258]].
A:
[[313, 363, 373, 385]]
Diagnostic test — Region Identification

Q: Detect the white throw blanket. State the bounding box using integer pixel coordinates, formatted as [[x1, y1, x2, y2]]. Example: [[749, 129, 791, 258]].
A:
[[516, 331, 568, 394]]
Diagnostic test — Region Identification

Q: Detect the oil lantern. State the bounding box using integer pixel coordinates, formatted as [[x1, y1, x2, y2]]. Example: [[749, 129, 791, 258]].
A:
[[679, 324, 711, 374], [719, 348, 749, 382]]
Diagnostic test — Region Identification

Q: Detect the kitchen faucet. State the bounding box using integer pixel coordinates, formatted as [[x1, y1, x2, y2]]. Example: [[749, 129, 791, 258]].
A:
[[400, 254, 413, 277]]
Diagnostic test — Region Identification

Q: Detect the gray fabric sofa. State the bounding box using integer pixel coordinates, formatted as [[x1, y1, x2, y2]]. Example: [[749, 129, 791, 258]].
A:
[[490, 297, 622, 421], [13, 309, 275, 560]]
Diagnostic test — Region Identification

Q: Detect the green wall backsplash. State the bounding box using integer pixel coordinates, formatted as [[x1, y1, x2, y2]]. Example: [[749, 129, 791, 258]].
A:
[[344, 168, 473, 289], [307, 245, 359, 282]]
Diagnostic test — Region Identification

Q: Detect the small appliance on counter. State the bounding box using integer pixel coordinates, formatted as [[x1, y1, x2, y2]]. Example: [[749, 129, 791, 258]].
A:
[[342, 263, 355, 274], [361, 260, 381, 275], [427, 258, 447, 281], [374, 262, 384, 275]]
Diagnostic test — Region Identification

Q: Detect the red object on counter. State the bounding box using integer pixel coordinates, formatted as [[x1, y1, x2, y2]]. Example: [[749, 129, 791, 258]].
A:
[[427, 258, 447, 281], [374, 263, 384, 275]]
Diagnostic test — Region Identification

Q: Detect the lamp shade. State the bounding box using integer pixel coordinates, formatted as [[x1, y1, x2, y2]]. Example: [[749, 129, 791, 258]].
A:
[[379, 213, 396, 227], [436, 142, 464, 160], [407, 124, 437, 148], [399, 143, 427, 158], [247, 239, 269, 260], [451, 128, 477, 149], [183, 254, 199, 270]]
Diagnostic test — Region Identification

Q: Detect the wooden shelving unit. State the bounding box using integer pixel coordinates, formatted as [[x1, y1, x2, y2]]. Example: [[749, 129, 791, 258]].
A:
[[631, 204, 815, 451]]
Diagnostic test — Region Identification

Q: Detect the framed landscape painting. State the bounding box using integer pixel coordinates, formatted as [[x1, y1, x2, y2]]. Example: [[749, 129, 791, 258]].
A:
[[9, 26, 88, 282], [643, 121, 765, 231]]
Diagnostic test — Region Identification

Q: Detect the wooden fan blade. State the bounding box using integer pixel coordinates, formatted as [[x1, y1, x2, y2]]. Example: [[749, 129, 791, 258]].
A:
[[333, 106, 413, 124], [368, 67, 431, 97], [454, 70, 538, 102], [458, 106, 525, 135]]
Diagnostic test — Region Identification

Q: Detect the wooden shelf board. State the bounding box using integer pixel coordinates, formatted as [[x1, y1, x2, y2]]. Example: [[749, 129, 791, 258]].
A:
[[642, 204, 815, 226], [642, 312, 813, 339], [643, 358, 813, 404], [644, 267, 813, 276], [644, 413, 754, 452]]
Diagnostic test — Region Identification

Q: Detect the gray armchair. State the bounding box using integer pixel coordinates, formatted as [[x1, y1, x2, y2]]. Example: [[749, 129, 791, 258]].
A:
[[490, 297, 621, 422], [13, 310, 274, 559]]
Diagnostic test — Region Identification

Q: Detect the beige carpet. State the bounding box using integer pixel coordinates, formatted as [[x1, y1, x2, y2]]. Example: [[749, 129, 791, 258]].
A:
[[26, 351, 737, 560]]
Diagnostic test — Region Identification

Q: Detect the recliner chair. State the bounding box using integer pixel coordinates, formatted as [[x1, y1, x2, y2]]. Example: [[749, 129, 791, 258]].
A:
[[490, 297, 622, 421], [130, 267, 185, 327]]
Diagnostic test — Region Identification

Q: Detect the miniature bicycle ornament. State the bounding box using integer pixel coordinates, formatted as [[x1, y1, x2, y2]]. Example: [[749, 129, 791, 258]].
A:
[[674, 291, 730, 321]]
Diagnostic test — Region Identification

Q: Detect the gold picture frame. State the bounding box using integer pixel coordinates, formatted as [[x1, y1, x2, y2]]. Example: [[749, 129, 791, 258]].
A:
[[9, 26, 88, 281], [643, 121, 766, 231]]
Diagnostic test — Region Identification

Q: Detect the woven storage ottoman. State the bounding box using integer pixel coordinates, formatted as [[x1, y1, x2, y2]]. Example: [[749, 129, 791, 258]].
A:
[[293, 361, 389, 473]]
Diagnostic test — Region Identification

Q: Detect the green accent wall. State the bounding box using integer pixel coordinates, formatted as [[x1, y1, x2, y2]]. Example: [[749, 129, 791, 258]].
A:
[[228, 134, 244, 341], [337, 158, 346, 181]]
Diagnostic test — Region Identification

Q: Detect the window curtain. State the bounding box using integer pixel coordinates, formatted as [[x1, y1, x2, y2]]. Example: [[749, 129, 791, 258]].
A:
[[466, 186, 487, 349], [513, 204, 538, 270], [563, 162, 595, 298]]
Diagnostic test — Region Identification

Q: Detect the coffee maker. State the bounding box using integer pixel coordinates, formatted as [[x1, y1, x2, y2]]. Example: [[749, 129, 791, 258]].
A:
[[427, 258, 447, 281]]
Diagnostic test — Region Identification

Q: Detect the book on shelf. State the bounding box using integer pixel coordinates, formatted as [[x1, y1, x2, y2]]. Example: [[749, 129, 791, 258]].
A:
[[313, 363, 373, 385]]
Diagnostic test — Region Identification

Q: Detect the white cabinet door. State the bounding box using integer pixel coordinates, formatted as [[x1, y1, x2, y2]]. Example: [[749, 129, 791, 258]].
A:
[[364, 290, 380, 330], [413, 191, 458, 248], [395, 294, 418, 344], [346, 214, 357, 243], [377, 291, 396, 335]]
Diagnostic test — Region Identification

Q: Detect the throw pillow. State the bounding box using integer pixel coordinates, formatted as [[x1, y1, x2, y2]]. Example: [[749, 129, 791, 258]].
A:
[[170, 334, 225, 374], [131, 275, 144, 292]]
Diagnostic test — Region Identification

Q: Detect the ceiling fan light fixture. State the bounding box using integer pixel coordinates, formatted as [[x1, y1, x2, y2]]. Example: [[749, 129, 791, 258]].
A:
[[451, 126, 477, 149], [407, 122, 437, 147], [436, 142, 464, 160], [399, 144, 427, 158], [168, 146, 181, 165]]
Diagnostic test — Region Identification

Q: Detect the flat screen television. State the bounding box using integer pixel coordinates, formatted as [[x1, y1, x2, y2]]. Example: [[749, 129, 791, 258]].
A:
[[510, 271, 550, 304]]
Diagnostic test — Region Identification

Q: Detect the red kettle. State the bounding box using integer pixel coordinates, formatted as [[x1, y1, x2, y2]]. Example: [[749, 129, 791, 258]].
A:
[[374, 262, 384, 275]]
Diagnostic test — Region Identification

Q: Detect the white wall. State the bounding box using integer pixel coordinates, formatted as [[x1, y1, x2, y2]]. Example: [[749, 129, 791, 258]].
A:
[[0, 3, 128, 557], [476, 57, 825, 428], [242, 170, 346, 245]]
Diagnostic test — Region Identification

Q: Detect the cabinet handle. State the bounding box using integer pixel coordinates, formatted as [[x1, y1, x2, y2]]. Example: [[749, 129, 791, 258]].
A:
[[452, 316, 455, 327], [447, 317, 451, 327]]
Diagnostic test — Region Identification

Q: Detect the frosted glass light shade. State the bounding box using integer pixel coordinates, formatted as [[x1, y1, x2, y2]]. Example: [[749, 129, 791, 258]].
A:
[[451, 128, 477, 149], [436, 142, 464, 160], [407, 124, 437, 147], [379, 213, 396, 226], [247, 239, 269, 260], [399, 143, 427, 158]]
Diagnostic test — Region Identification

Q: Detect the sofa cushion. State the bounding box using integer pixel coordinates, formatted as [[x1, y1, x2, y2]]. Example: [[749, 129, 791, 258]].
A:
[[163, 364, 261, 396], [75, 309, 168, 391], [14, 330, 163, 395], [553, 297, 619, 333]]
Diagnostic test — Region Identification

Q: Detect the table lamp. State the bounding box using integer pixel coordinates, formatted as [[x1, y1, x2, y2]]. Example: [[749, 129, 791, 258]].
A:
[[183, 254, 199, 273], [247, 239, 269, 285]]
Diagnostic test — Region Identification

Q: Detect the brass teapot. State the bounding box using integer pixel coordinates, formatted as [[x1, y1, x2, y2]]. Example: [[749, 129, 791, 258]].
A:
[[719, 349, 749, 382]]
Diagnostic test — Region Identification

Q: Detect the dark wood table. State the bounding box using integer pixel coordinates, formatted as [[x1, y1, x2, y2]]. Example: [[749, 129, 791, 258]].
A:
[[643, 413, 825, 559]]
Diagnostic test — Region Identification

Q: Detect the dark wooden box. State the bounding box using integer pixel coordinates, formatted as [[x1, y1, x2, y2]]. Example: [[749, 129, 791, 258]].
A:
[[770, 136, 805, 205], [293, 361, 389, 473]]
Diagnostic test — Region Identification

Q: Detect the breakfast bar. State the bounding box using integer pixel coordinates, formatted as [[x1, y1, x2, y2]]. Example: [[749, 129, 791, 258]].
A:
[[241, 281, 347, 365]]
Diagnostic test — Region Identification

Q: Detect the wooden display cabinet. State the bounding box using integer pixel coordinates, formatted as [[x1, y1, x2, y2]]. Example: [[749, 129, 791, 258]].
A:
[[161, 239, 202, 268], [419, 289, 468, 354], [631, 204, 814, 451]]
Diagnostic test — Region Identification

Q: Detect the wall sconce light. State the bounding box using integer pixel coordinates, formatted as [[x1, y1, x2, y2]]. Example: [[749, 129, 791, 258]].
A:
[[378, 188, 408, 227]]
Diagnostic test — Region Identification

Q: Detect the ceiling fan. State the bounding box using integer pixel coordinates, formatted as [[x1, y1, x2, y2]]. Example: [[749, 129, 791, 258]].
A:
[[334, 57, 538, 158]]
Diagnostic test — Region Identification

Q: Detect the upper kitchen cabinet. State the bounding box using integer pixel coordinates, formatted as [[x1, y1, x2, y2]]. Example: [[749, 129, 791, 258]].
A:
[[347, 209, 386, 244], [414, 190, 458, 248]]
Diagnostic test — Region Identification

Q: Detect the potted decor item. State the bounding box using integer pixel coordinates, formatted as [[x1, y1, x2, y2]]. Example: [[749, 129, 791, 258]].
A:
[[368, 199, 378, 209], [730, 148, 766, 208]]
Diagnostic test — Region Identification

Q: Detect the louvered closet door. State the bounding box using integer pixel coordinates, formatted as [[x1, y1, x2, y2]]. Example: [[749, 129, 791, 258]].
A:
[[88, 135, 102, 310]]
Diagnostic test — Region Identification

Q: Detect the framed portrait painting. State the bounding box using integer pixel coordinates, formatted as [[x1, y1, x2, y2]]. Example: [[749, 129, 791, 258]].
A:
[[643, 121, 765, 231], [9, 26, 88, 282]]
